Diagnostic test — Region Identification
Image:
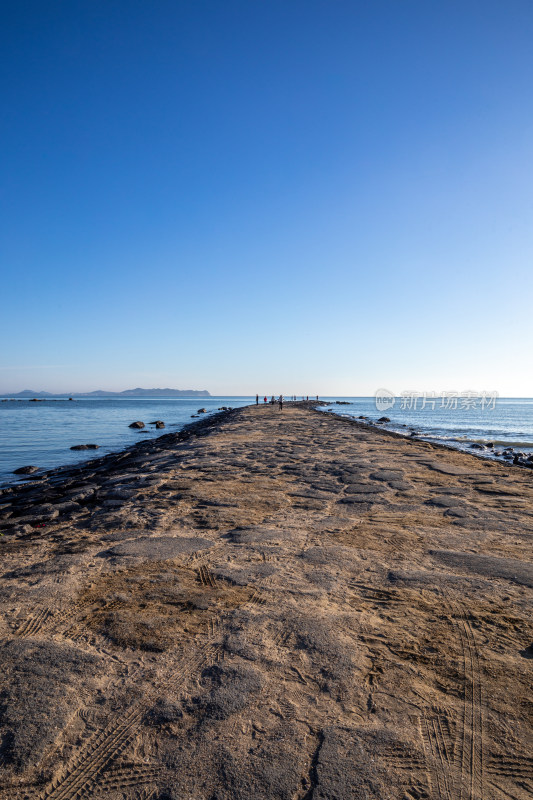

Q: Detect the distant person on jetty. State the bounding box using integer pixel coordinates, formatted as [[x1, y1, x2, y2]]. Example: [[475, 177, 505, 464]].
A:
[[279, 395, 283, 411], [264, 396, 267, 403], [256, 394, 259, 405]]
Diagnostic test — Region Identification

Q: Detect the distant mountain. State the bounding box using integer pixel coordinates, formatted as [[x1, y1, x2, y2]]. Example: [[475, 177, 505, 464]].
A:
[[7, 388, 211, 398]]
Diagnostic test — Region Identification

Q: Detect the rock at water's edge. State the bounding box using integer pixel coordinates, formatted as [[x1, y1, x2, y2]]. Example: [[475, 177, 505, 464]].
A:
[[13, 465, 39, 475]]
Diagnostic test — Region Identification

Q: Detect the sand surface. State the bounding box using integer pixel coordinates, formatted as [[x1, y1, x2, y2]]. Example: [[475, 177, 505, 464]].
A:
[[0, 403, 531, 800]]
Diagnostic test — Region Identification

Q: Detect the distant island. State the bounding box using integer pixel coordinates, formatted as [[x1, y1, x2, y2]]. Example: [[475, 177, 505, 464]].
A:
[[4, 388, 211, 398]]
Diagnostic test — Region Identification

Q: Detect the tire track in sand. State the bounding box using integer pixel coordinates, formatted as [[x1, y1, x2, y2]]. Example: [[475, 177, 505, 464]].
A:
[[446, 597, 484, 800], [39, 635, 220, 800]]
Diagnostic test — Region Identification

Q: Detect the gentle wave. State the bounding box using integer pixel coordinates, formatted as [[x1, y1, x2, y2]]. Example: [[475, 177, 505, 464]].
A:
[[321, 397, 533, 462]]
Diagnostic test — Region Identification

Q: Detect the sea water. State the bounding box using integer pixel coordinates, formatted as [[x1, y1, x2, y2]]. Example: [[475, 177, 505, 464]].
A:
[[320, 396, 533, 461], [0, 396, 252, 487], [2, 395, 533, 488]]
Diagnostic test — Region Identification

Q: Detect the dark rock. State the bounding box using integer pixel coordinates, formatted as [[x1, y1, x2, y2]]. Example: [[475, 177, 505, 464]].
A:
[[53, 501, 81, 514], [426, 496, 465, 508], [24, 505, 59, 522], [0, 639, 101, 772], [520, 643, 533, 659], [196, 662, 264, 720], [344, 483, 383, 494], [128, 421, 145, 429], [444, 507, 469, 518], [155, 421, 165, 428], [150, 698, 183, 723], [377, 416, 390, 423], [13, 466, 39, 475], [99, 535, 213, 560], [197, 408, 207, 413], [369, 470, 403, 482], [470, 443, 485, 450], [431, 550, 533, 588], [310, 727, 395, 800]]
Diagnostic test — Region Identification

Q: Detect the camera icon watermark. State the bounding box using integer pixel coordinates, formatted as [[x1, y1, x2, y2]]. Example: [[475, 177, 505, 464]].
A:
[[375, 388, 396, 412]]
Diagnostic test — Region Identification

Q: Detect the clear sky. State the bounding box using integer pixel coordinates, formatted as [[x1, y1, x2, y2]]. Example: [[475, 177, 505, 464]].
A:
[[2, 1, 532, 396]]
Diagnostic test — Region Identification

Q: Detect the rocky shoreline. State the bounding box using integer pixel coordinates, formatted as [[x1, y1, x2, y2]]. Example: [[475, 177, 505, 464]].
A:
[[0, 403, 531, 800], [323, 405, 533, 468], [0, 407, 236, 538]]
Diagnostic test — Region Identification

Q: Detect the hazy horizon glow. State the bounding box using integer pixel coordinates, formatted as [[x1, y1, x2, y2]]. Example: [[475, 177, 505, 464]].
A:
[[2, 2, 533, 396]]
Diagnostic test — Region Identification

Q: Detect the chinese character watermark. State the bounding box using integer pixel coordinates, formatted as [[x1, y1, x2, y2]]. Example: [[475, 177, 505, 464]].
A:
[[375, 389, 498, 412]]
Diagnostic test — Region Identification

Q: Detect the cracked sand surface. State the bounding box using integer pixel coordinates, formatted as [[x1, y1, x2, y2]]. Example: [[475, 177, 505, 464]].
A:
[[0, 404, 531, 800]]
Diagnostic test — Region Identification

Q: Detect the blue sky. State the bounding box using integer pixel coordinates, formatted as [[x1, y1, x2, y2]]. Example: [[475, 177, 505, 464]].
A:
[[2, 1, 532, 395]]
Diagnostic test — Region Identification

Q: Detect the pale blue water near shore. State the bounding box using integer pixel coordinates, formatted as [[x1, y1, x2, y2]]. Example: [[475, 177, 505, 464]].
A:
[[0, 396, 252, 487], [2, 395, 533, 488], [321, 397, 533, 461]]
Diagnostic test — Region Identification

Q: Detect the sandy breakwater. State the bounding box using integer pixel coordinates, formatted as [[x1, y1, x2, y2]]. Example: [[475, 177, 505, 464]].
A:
[[0, 403, 531, 800]]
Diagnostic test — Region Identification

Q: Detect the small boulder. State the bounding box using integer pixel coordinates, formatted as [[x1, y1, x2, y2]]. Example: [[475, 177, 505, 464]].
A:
[[128, 421, 145, 429], [377, 416, 390, 423], [70, 444, 100, 451], [13, 466, 39, 475], [470, 443, 485, 450], [197, 408, 207, 414], [155, 421, 165, 429]]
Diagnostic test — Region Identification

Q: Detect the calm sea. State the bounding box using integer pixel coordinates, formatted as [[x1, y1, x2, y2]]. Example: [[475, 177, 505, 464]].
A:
[[0, 396, 252, 487], [1, 395, 533, 488], [321, 396, 533, 460]]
